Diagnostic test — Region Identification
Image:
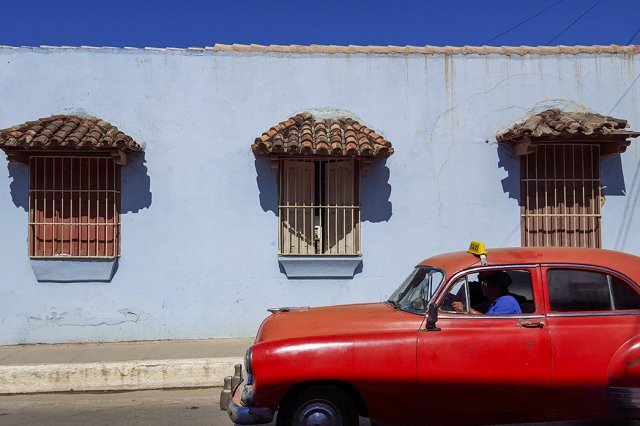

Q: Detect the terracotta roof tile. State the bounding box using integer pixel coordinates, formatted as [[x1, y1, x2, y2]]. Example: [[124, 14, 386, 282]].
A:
[[3, 44, 640, 56], [0, 115, 142, 153], [496, 108, 640, 142], [210, 44, 640, 56], [253, 113, 393, 158]]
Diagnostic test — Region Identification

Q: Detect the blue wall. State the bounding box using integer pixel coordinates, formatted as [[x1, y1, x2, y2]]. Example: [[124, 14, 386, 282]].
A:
[[0, 46, 638, 344]]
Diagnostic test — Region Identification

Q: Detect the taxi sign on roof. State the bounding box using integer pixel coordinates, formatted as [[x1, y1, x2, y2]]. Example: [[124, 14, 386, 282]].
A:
[[468, 241, 487, 256]]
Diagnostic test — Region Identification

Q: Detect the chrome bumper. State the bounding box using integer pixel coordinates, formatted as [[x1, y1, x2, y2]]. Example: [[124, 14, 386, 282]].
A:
[[220, 363, 274, 425], [227, 396, 275, 425]]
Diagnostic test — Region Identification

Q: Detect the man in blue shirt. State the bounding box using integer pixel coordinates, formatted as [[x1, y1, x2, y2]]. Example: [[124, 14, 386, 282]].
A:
[[453, 271, 522, 315]]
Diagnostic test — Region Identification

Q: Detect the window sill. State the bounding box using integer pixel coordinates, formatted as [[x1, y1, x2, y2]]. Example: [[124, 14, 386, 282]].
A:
[[278, 256, 362, 279], [30, 258, 118, 283]]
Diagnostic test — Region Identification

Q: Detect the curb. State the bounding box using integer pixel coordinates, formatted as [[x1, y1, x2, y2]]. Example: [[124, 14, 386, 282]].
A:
[[0, 357, 243, 394]]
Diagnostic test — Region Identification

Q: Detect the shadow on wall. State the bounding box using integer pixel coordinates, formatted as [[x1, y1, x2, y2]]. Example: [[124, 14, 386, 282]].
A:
[[601, 154, 626, 197], [8, 161, 29, 210], [361, 159, 392, 223], [121, 152, 152, 213], [7, 151, 152, 213], [497, 143, 520, 202], [612, 155, 638, 251], [497, 145, 627, 202], [254, 157, 392, 223], [255, 158, 278, 215]]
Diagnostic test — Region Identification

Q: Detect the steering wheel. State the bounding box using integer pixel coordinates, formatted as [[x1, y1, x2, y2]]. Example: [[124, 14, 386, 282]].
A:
[[440, 293, 461, 311]]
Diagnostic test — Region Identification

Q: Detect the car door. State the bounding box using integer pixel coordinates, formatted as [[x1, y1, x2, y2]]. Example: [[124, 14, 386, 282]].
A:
[[417, 266, 553, 425], [542, 265, 640, 419]]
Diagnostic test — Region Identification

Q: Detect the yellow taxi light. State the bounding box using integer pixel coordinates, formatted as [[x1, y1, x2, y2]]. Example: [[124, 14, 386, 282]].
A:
[[467, 241, 487, 256]]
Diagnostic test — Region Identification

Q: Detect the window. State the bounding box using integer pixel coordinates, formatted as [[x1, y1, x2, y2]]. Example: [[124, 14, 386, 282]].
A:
[[441, 277, 469, 313], [441, 270, 535, 314], [252, 112, 393, 277], [29, 156, 120, 258], [521, 144, 601, 248], [547, 269, 640, 312], [387, 267, 445, 313], [0, 114, 141, 281], [279, 158, 360, 256], [497, 109, 639, 250]]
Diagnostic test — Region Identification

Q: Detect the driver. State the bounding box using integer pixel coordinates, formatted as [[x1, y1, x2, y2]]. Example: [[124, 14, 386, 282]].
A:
[[452, 271, 522, 315]]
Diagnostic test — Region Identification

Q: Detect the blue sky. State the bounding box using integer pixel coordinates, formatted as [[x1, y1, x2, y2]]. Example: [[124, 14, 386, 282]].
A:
[[1, 0, 639, 48]]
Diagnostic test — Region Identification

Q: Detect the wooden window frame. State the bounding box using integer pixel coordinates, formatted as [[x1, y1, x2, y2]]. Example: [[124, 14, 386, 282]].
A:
[[29, 154, 121, 259], [278, 158, 361, 256], [520, 143, 601, 248]]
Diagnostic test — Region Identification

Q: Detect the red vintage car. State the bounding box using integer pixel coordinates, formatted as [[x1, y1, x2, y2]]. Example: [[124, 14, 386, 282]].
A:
[[221, 245, 640, 425]]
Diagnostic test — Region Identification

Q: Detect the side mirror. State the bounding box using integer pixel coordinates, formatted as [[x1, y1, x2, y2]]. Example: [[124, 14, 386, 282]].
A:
[[426, 303, 441, 332]]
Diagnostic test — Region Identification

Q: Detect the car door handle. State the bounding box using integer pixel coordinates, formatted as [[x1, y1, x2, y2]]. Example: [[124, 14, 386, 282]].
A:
[[519, 321, 544, 328]]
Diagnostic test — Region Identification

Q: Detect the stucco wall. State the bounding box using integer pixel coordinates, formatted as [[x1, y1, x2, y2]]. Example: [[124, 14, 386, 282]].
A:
[[0, 46, 638, 344]]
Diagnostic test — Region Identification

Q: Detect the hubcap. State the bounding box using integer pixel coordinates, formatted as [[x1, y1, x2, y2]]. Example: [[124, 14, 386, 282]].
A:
[[293, 400, 342, 426]]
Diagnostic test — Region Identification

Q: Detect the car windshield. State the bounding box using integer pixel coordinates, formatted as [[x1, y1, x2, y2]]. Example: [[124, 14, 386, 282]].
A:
[[387, 266, 445, 314]]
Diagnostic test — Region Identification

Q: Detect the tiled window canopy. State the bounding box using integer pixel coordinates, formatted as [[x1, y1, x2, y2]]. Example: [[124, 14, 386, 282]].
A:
[[0, 115, 143, 165], [496, 108, 640, 156], [0, 114, 142, 282], [496, 108, 639, 250], [253, 112, 393, 279], [252, 112, 394, 168]]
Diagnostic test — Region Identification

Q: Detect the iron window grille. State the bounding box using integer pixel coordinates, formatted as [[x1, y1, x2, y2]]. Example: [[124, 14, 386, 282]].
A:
[[279, 158, 361, 256], [521, 144, 601, 248], [29, 155, 121, 258]]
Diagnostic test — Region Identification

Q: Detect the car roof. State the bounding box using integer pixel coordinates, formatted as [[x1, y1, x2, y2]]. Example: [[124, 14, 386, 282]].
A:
[[419, 247, 640, 284]]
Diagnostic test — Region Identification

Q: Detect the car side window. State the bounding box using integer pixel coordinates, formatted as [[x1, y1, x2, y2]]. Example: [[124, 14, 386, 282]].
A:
[[441, 270, 535, 315], [547, 269, 640, 312], [611, 278, 640, 310], [440, 277, 468, 313]]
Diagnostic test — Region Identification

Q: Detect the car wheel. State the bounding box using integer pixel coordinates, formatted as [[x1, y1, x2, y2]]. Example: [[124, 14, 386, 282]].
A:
[[276, 386, 358, 426]]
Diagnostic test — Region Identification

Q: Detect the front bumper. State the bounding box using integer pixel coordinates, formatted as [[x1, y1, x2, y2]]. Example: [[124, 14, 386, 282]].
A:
[[220, 363, 274, 425], [227, 395, 275, 425]]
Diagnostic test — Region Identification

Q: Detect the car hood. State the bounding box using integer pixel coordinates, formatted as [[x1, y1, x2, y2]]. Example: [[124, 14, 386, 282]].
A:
[[254, 302, 424, 343]]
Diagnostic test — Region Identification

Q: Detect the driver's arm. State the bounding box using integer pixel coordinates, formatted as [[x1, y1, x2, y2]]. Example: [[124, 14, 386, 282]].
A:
[[452, 301, 481, 314]]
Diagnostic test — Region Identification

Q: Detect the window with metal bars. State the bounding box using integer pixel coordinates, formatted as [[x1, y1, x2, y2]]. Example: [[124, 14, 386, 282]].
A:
[[521, 144, 601, 248], [279, 158, 360, 256], [29, 156, 120, 258]]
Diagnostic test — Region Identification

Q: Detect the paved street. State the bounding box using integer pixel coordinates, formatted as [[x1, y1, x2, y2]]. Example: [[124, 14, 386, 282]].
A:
[[0, 388, 632, 426], [0, 389, 234, 426], [0, 388, 370, 426]]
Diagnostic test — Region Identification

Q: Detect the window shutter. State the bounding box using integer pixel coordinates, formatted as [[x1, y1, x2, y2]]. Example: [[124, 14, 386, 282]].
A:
[[30, 156, 120, 258], [280, 160, 315, 255], [324, 160, 359, 255]]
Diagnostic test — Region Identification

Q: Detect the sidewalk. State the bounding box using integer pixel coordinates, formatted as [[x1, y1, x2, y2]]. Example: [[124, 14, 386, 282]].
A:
[[0, 338, 253, 394]]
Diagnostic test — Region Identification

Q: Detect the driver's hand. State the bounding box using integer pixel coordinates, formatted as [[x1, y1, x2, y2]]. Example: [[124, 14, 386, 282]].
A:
[[452, 301, 465, 312]]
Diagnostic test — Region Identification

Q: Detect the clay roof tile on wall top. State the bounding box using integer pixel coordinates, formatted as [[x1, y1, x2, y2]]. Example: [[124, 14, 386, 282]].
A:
[[252, 113, 393, 158]]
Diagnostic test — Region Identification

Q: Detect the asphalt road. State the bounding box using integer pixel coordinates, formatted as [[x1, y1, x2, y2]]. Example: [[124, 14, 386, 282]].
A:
[[0, 388, 370, 426], [0, 389, 631, 426], [0, 389, 236, 426]]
